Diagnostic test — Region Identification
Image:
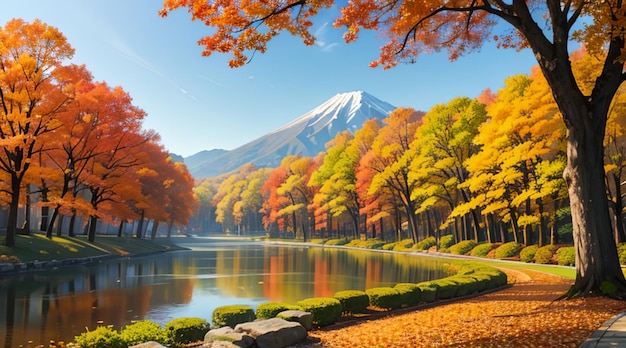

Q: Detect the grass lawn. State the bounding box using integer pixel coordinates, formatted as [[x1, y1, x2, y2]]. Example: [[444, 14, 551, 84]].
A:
[[0, 233, 185, 263]]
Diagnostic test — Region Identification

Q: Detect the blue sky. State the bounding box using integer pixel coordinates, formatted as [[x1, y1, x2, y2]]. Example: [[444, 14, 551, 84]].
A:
[[1, 1, 538, 157]]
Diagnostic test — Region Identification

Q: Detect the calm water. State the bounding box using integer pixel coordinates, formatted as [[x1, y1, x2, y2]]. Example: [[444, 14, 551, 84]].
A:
[[0, 239, 448, 347]]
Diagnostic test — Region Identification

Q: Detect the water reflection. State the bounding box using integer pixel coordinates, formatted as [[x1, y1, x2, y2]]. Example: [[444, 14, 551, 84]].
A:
[[0, 241, 447, 347]]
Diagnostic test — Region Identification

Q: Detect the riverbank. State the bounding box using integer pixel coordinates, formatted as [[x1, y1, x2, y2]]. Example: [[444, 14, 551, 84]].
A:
[[0, 233, 187, 273]]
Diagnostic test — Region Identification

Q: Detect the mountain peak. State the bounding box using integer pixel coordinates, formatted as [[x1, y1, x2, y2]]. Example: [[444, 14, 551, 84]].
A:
[[186, 91, 396, 178]]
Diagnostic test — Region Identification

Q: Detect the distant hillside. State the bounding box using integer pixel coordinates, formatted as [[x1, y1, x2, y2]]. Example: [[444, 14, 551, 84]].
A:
[[186, 91, 397, 178]]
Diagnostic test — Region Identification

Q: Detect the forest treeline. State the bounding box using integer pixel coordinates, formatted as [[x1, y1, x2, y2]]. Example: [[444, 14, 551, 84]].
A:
[[0, 19, 197, 247], [192, 47, 626, 247]]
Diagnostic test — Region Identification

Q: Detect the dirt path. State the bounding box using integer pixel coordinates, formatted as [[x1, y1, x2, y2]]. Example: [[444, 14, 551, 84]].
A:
[[298, 269, 626, 347]]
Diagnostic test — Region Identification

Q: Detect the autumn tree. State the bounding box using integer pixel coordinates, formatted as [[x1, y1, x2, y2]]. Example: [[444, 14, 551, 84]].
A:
[[0, 19, 74, 247], [461, 72, 566, 246], [364, 108, 422, 242], [161, 0, 626, 298], [277, 155, 319, 241], [310, 131, 362, 238], [408, 97, 487, 243]]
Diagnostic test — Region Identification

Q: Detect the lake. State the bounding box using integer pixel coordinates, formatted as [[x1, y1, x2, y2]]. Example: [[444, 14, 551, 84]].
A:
[[0, 238, 448, 347]]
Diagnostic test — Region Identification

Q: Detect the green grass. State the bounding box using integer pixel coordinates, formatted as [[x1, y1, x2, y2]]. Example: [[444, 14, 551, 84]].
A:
[[0, 233, 185, 263]]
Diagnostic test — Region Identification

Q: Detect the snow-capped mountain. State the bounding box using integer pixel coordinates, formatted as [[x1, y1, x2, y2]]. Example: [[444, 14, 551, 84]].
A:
[[186, 91, 396, 178]]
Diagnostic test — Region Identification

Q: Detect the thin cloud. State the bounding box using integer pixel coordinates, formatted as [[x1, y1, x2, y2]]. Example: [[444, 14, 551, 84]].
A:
[[104, 37, 199, 101], [314, 22, 338, 52], [200, 75, 223, 86]]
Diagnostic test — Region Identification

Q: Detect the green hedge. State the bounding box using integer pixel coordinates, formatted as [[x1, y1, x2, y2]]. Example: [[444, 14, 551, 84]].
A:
[[255, 302, 300, 319], [165, 317, 210, 347], [346, 239, 386, 249], [120, 320, 167, 346], [470, 243, 494, 257], [393, 283, 422, 306], [534, 245, 558, 264], [296, 297, 342, 326], [449, 240, 477, 255], [324, 238, 349, 246], [556, 246, 575, 266], [417, 283, 437, 302], [520, 245, 539, 263], [393, 239, 414, 251], [333, 290, 370, 314], [73, 326, 126, 348], [494, 242, 523, 259], [212, 305, 255, 329], [365, 287, 403, 310], [413, 236, 436, 251], [439, 234, 455, 249]]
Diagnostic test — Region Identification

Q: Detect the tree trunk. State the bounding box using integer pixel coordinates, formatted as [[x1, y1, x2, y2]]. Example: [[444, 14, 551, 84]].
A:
[[3, 175, 21, 247], [87, 215, 97, 243], [118, 220, 125, 237], [563, 117, 626, 297], [150, 220, 159, 240]]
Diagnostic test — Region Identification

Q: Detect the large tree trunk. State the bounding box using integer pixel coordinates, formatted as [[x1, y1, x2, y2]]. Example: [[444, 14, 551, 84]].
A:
[[563, 112, 626, 297]]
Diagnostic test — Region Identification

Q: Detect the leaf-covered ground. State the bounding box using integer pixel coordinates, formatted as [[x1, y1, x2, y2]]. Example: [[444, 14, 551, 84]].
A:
[[297, 269, 626, 347]]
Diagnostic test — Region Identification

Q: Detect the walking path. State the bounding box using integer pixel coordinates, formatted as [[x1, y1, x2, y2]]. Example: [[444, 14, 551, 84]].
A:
[[579, 312, 626, 347]]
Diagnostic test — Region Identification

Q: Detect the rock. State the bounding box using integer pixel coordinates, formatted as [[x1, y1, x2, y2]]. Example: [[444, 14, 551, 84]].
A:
[[277, 310, 313, 331], [129, 342, 167, 348], [234, 318, 307, 348], [204, 326, 255, 347]]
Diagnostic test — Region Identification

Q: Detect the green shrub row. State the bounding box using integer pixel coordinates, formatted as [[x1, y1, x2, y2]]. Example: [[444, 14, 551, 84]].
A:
[[73, 318, 210, 348], [248, 262, 506, 328]]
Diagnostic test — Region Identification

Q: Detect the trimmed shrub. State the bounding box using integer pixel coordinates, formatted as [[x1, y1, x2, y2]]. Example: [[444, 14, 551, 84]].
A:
[[556, 246, 575, 266], [212, 305, 255, 329], [439, 234, 455, 249], [393, 283, 422, 306], [120, 320, 167, 346], [470, 243, 494, 257], [365, 287, 403, 310], [534, 245, 558, 264], [165, 317, 210, 347], [333, 290, 370, 314], [393, 239, 414, 251], [413, 236, 436, 251], [255, 302, 300, 319], [382, 242, 396, 250], [346, 239, 386, 249], [480, 269, 508, 287], [449, 240, 477, 255], [520, 245, 539, 263], [449, 276, 480, 296], [73, 326, 125, 348], [296, 297, 342, 326], [494, 242, 523, 259], [324, 238, 349, 246], [429, 278, 459, 299], [468, 273, 492, 292], [417, 283, 437, 302]]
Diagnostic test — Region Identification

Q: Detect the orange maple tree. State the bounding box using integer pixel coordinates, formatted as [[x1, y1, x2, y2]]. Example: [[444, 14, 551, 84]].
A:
[[0, 19, 74, 247]]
